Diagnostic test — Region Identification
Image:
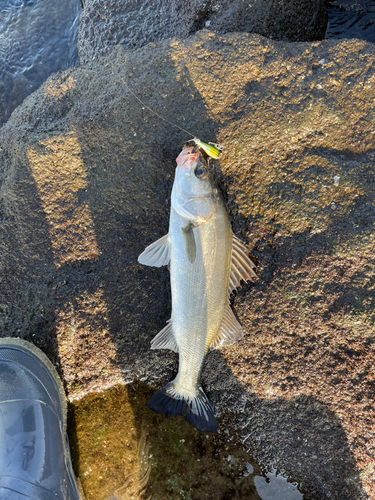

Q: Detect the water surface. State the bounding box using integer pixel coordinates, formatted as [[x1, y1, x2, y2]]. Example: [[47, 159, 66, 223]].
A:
[[326, 0, 375, 41], [68, 384, 303, 500], [0, 0, 81, 127]]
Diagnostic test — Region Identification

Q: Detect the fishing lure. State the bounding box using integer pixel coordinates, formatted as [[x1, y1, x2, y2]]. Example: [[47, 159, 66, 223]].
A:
[[191, 138, 222, 159]]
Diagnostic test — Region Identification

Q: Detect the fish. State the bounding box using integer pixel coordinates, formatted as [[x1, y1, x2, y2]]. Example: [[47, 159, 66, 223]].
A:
[[138, 144, 256, 432]]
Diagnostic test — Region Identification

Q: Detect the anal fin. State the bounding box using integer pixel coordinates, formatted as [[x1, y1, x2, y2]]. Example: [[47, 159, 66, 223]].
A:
[[210, 303, 244, 350], [151, 320, 178, 353]]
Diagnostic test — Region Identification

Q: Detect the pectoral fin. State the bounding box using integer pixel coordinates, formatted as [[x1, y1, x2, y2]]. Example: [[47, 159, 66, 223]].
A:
[[181, 223, 196, 264], [138, 234, 171, 267], [229, 234, 256, 292], [210, 302, 244, 350]]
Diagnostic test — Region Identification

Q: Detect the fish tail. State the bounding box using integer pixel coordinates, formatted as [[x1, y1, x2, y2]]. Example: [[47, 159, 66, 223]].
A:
[[147, 382, 218, 433]]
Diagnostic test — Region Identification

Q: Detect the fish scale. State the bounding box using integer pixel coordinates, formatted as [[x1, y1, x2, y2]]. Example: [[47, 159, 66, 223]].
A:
[[171, 207, 230, 358]]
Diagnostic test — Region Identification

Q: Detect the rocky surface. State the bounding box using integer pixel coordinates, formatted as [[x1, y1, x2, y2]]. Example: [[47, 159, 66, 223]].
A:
[[1, 31, 374, 499], [78, 0, 328, 64]]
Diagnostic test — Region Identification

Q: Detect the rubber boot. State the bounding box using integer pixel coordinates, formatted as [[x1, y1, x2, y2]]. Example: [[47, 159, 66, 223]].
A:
[[0, 338, 81, 500]]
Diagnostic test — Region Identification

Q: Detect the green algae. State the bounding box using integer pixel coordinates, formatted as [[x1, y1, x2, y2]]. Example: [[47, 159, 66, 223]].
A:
[[68, 383, 264, 500]]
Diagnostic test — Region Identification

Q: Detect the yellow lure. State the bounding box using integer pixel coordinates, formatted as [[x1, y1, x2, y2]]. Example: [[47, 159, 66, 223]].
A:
[[193, 138, 222, 159]]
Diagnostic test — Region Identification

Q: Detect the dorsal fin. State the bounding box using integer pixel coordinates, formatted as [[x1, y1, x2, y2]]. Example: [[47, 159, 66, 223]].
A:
[[138, 234, 171, 267], [229, 235, 256, 292], [209, 303, 244, 350], [150, 320, 178, 353]]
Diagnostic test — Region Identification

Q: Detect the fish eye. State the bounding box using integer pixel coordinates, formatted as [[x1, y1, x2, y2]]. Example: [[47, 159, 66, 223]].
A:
[[195, 165, 208, 179]]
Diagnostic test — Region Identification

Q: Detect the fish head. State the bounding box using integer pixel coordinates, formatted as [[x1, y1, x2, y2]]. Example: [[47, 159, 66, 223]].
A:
[[172, 144, 218, 224]]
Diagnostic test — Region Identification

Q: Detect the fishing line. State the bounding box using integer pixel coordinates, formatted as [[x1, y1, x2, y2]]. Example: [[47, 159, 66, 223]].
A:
[[111, 64, 195, 138], [110, 63, 222, 159]]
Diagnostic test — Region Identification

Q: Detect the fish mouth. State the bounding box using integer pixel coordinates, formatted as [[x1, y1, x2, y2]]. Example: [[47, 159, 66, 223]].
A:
[[176, 145, 204, 168]]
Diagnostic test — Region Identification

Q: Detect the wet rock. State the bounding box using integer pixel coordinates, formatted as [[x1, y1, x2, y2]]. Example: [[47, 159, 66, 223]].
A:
[[1, 31, 374, 499], [78, 0, 327, 64]]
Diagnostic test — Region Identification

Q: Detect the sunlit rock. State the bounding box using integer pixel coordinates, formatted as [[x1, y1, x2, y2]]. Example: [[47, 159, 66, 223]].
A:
[[0, 31, 374, 499]]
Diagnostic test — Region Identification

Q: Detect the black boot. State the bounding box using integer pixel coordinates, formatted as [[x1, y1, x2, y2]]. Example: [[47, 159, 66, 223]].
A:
[[0, 338, 81, 500]]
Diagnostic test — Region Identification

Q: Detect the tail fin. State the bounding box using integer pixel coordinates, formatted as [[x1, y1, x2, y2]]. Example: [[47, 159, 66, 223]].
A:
[[147, 382, 217, 433]]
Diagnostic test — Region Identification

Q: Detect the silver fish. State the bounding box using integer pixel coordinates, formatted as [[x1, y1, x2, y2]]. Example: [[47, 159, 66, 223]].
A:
[[138, 145, 256, 432]]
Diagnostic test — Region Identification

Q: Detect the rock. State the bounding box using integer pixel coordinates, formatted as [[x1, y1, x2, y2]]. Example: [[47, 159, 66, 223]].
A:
[[1, 31, 374, 499], [78, 0, 327, 64]]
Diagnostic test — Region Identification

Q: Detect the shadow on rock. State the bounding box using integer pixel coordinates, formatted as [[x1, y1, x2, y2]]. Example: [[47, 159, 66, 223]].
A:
[[69, 50, 220, 388], [0, 134, 62, 368], [205, 351, 369, 500], [0, 44, 219, 390]]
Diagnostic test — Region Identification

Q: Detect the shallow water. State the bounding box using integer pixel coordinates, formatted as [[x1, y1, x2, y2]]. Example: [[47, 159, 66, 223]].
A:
[[326, 0, 375, 41], [68, 384, 303, 500], [0, 0, 81, 127]]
